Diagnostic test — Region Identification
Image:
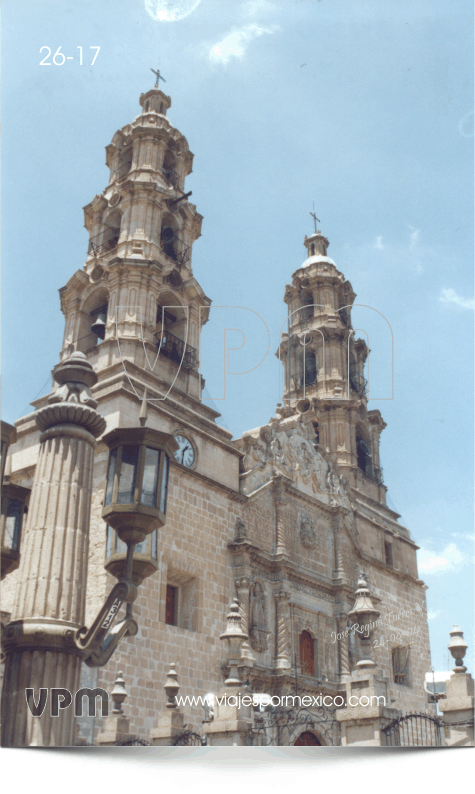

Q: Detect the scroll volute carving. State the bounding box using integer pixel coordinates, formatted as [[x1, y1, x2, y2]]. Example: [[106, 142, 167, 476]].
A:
[[249, 581, 269, 653]]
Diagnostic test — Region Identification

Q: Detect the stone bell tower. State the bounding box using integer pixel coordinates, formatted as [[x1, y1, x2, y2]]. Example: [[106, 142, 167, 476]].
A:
[[278, 228, 387, 503], [58, 84, 211, 403]]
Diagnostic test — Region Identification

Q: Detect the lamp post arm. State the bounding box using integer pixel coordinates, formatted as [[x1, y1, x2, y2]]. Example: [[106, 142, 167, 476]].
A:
[[84, 615, 138, 668], [74, 580, 137, 662]]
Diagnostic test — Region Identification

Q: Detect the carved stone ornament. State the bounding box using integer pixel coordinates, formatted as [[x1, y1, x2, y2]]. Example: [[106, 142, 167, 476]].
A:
[[236, 417, 351, 509], [249, 581, 269, 653], [300, 515, 316, 548]]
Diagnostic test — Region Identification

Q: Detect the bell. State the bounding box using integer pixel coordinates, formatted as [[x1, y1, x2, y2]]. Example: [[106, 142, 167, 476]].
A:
[[91, 312, 107, 339]]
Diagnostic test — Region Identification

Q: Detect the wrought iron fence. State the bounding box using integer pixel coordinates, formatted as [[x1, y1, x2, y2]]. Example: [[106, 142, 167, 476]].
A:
[[155, 330, 198, 370], [88, 227, 120, 257], [171, 730, 206, 746], [250, 704, 338, 747], [115, 737, 151, 746], [382, 713, 444, 747]]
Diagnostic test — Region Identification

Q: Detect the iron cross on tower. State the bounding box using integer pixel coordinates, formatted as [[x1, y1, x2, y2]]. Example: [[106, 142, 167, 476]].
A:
[[150, 67, 166, 89], [310, 203, 320, 233]]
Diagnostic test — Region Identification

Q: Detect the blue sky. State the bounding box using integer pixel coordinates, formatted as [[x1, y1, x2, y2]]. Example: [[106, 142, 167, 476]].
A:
[[1, 0, 473, 674]]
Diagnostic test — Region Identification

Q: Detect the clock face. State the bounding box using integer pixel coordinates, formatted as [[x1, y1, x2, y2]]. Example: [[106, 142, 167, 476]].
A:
[[173, 434, 195, 467]]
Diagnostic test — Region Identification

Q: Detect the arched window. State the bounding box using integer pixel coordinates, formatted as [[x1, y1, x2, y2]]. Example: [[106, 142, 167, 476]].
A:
[[356, 434, 372, 477], [304, 351, 317, 386], [299, 630, 314, 676], [163, 147, 178, 186], [310, 243, 315, 256], [300, 292, 313, 321]]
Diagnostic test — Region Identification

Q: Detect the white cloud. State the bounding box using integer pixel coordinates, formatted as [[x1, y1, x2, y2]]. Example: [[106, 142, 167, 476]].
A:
[[418, 543, 465, 574], [439, 288, 474, 310], [409, 226, 420, 249], [209, 23, 278, 65], [374, 236, 384, 250], [428, 610, 442, 621]]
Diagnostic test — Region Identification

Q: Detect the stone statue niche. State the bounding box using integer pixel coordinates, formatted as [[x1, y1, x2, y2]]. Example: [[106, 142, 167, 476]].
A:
[[249, 582, 269, 653]]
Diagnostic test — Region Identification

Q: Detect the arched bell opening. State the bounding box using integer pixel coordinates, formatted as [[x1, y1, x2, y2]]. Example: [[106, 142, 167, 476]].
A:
[[113, 144, 133, 182], [76, 289, 110, 353], [155, 291, 196, 371], [356, 426, 373, 478], [88, 209, 122, 258], [160, 213, 189, 267], [162, 146, 178, 187], [300, 291, 314, 322]]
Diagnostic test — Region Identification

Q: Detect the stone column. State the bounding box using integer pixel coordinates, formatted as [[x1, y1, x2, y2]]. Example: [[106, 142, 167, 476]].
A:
[[337, 615, 350, 677], [272, 479, 288, 556], [1, 352, 106, 747], [274, 591, 291, 669], [235, 577, 254, 663]]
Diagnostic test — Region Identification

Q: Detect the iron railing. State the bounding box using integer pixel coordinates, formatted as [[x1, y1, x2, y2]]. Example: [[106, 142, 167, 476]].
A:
[[349, 368, 367, 395], [88, 226, 120, 257], [155, 330, 197, 370], [111, 161, 132, 181], [339, 307, 351, 327], [162, 166, 180, 187], [291, 369, 318, 391], [299, 306, 314, 323], [160, 227, 190, 266], [382, 713, 444, 747]]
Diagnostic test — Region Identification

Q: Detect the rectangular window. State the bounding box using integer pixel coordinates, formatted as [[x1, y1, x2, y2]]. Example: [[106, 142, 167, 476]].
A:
[[165, 584, 178, 626], [117, 446, 139, 504], [384, 541, 393, 566], [164, 570, 199, 631]]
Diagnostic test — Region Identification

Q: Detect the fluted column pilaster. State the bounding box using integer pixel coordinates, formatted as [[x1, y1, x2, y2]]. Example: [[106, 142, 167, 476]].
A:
[[1, 353, 106, 747]]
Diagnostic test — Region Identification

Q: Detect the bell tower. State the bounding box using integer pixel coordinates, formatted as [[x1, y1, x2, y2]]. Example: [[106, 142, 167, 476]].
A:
[[278, 228, 387, 502], [58, 83, 210, 403]]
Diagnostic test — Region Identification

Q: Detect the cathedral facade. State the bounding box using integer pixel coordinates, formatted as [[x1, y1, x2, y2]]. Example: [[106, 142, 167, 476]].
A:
[[2, 86, 434, 746]]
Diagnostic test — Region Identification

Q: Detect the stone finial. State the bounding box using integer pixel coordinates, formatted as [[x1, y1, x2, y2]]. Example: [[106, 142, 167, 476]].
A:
[[448, 625, 468, 674], [164, 662, 180, 709], [220, 598, 249, 687], [111, 671, 128, 714]]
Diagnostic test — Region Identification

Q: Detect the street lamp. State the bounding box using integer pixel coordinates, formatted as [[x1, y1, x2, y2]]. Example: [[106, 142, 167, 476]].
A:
[[75, 425, 178, 667], [220, 598, 249, 687]]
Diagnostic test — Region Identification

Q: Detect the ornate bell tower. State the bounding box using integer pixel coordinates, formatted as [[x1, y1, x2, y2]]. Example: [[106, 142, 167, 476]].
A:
[[58, 82, 210, 403], [278, 228, 387, 502]]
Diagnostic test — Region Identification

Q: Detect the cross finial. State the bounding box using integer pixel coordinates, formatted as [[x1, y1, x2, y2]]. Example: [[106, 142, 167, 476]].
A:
[[310, 202, 320, 233], [150, 67, 166, 89]]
